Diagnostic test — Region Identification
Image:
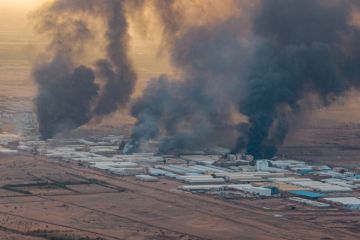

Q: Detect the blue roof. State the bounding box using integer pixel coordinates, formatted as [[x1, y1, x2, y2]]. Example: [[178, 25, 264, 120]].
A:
[[288, 190, 325, 199], [297, 169, 316, 173]]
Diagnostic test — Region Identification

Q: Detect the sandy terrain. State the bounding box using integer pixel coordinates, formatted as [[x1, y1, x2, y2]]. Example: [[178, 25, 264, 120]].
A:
[[0, 154, 358, 240], [281, 122, 360, 168]]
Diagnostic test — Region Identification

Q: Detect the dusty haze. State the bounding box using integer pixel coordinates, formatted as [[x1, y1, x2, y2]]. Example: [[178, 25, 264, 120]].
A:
[[2, 0, 360, 154]]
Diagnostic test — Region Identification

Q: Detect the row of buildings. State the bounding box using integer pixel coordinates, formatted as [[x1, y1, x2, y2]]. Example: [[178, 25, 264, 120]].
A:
[[0, 133, 359, 211]]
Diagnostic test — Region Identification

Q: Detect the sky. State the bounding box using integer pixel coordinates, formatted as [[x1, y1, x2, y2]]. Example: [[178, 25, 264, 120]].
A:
[[1, 0, 360, 122], [0, 0, 43, 8], [0, 0, 174, 104], [0, 0, 251, 102], [0, 0, 41, 101]]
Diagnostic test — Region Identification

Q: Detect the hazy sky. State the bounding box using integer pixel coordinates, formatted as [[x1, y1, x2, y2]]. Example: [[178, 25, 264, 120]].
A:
[[0, 0, 248, 101], [0, 0, 43, 8], [0, 0, 42, 100], [1, 0, 360, 122], [0, 0, 174, 101]]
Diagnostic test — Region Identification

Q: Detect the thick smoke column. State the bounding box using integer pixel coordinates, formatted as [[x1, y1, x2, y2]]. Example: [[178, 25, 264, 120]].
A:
[[33, 2, 98, 139], [238, 0, 360, 158], [94, 0, 137, 116], [33, 0, 360, 156], [125, 19, 249, 153], [127, 0, 360, 158], [33, 0, 137, 139], [35, 62, 99, 140]]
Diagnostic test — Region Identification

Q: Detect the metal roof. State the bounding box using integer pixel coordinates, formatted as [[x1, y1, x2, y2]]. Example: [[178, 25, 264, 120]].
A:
[[324, 197, 360, 205], [288, 190, 325, 199]]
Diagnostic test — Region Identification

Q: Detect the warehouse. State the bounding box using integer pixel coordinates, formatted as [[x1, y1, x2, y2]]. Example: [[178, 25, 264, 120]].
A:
[[227, 176, 264, 183], [89, 146, 119, 155], [287, 190, 325, 200], [136, 175, 159, 182], [110, 154, 164, 164], [155, 165, 191, 175], [148, 168, 169, 176], [289, 197, 330, 208], [227, 184, 272, 196], [255, 160, 269, 171], [275, 182, 310, 191], [182, 176, 225, 185], [270, 160, 307, 169], [178, 185, 226, 193], [216, 172, 284, 179], [109, 168, 145, 176], [289, 180, 352, 192], [322, 178, 355, 189], [180, 155, 220, 165], [188, 165, 228, 174], [91, 161, 139, 170], [324, 197, 360, 210], [268, 177, 312, 183]]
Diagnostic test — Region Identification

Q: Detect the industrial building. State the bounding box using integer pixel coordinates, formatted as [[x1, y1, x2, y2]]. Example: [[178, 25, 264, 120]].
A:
[[178, 185, 226, 193], [324, 197, 360, 210], [1, 132, 358, 212], [181, 176, 225, 185], [288, 180, 352, 192], [255, 160, 270, 171], [289, 197, 330, 208], [228, 184, 272, 197], [135, 175, 159, 182], [287, 190, 325, 200]]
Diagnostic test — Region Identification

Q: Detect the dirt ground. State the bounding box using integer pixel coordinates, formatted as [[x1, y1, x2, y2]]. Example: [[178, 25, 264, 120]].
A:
[[280, 121, 360, 168], [0, 154, 358, 240]]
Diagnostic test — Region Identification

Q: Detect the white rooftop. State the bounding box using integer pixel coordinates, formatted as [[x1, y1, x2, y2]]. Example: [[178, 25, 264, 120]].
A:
[[324, 197, 360, 205], [289, 180, 352, 192]]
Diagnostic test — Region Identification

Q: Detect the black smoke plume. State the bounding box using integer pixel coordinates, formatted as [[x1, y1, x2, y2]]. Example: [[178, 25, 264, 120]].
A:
[[127, 0, 360, 158], [239, 0, 360, 158], [94, 0, 137, 116], [125, 19, 249, 153], [33, 0, 137, 139], [34, 62, 98, 139]]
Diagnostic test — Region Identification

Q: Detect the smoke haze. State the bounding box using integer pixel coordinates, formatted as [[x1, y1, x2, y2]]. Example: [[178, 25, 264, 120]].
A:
[[32, 0, 360, 158], [126, 0, 360, 158], [238, 0, 360, 158], [33, 0, 137, 139]]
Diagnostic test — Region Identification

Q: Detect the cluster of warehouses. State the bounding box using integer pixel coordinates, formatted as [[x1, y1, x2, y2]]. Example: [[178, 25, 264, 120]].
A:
[[82, 153, 360, 210], [44, 148, 360, 210], [3, 135, 360, 211], [139, 158, 360, 210]]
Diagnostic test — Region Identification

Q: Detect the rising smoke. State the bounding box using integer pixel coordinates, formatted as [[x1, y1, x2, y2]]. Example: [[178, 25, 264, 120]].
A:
[[93, 0, 137, 116], [238, 0, 360, 158], [33, 1, 360, 157], [126, 0, 360, 158], [125, 17, 251, 154], [33, 0, 137, 139]]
